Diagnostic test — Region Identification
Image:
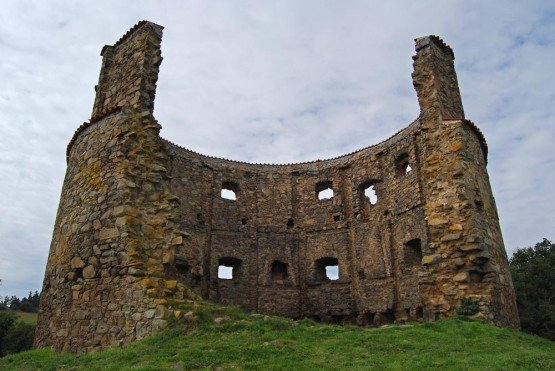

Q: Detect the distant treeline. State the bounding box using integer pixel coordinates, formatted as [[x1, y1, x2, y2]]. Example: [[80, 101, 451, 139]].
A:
[[0, 291, 40, 313], [0, 284, 37, 357], [509, 238, 555, 340]]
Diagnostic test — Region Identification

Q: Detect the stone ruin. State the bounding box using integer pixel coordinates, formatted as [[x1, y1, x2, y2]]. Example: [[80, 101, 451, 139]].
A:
[[35, 21, 519, 352]]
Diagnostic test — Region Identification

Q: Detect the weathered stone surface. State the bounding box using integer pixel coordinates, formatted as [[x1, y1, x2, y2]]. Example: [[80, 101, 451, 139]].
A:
[[99, 228, 119, 240], [35, 24, 519, 355], [441, 232, 462, 242], [83, 265, 96, 279], [453, 258, 466, 267], [460, 244, 485, 252], [143, 309, 156, 319], [422, 254, 442, 265], [428, 218, 448, 226], [453, 272, 469, 283], [70, 257, 85, 269]]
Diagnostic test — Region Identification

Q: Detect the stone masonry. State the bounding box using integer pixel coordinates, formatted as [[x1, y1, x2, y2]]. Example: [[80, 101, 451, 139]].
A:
[[35, 21, 519, 353]]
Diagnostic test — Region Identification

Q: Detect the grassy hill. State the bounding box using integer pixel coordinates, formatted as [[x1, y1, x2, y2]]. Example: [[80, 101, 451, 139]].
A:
[[13, 311, 38, 325], [1, 304, 554, 370]]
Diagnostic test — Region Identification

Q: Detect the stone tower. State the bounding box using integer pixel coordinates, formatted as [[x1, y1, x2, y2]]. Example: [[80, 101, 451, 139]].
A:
[[36, 21, 519, 353]]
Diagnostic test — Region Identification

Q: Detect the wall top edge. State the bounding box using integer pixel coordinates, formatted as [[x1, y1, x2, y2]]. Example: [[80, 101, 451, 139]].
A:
[[162, 118, 421, 168], [100, 20, 164, 56], [415, 35, 455, 60]]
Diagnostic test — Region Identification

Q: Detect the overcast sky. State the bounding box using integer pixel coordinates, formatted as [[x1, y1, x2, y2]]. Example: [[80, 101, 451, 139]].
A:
[[1, 1, 553, 298]]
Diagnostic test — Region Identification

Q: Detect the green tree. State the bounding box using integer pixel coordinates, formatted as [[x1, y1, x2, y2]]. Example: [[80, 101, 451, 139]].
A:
[[0, 279, 4, 310], [2, 321, 35, 356], [0, 311, 18, 355], [510, 238, 555, 340]]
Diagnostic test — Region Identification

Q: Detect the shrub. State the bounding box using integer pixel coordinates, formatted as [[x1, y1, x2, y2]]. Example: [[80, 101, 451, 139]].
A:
[[456, 297, 480, 316], [2, 322, 35, 356], [0, 311, 18, 356]]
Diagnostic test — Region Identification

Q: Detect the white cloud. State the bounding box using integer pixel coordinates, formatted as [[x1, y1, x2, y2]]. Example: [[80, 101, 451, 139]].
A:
[[0, 0, 553, 297]]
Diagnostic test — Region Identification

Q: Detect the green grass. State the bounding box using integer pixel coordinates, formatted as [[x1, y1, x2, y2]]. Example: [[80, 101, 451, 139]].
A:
[[1, 304, 554, 370], [12, 311, 38, 325]]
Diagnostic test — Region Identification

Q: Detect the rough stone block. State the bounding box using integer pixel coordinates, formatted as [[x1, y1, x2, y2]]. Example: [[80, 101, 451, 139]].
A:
[[453, 272, 469, 283], [70, 257, 85, 269], [441, 232, 462, 242], [422, 254, 442, 265], [99, 228, 119, 240], [83, 265, 96, 279]]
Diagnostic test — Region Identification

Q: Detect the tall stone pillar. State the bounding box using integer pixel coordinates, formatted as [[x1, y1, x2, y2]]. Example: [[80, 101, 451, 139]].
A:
[[35, 21, 189, 353], [412, 36, 519, 328]]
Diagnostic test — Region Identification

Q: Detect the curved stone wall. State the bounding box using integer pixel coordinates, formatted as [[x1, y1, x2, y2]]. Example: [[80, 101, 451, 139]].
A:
[[164, 119, 427, 322], [35, 21, 519, 353]]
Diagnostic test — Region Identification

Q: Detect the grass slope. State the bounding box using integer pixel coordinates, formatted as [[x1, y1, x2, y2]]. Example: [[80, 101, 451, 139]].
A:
[[1, 304, 554, 370], [13, 311, 38, 325]]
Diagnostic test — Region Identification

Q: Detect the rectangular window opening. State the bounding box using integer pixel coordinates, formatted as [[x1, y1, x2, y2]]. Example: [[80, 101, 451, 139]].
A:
[[325, 265, 339, 280], [221, 189, 236, 200], [218, 265, 233, 280]]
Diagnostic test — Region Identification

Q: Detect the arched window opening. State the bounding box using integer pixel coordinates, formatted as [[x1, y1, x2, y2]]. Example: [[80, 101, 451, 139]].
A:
[[316, 180, 334, 200], [360, 180, 378, 205], [221, 181, 239, 200], [404, 239, 423, 268], [286, 218, 294, 228], [315, 257, 339, 281], [395, 153, 412, 176], [271, 261, 288, 283], [218, 257, 242, 280]]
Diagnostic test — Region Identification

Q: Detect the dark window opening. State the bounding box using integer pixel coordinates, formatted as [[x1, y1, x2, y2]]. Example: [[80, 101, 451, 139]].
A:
[[315, 257, 339, 281], [330, 315, 344, 324], [404, 239, 423, 268], [241, 218, 248, 226], [380, 310, 395, 324], [469, 270, 484, 283], [271, 261, 288, 283], [218, 257, 242, 280], [286, 218, 294, 228], [221, 181, 239, 200], [196, 213, 205, 225], [395, 153, 412, 176], [333, 214, 343, 222], [175, 259, 191, 278], [416, 307, 424, 318], [364, 312, 375, 326], [311, 315, 322, 322], [316, 180, 334, 200]]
